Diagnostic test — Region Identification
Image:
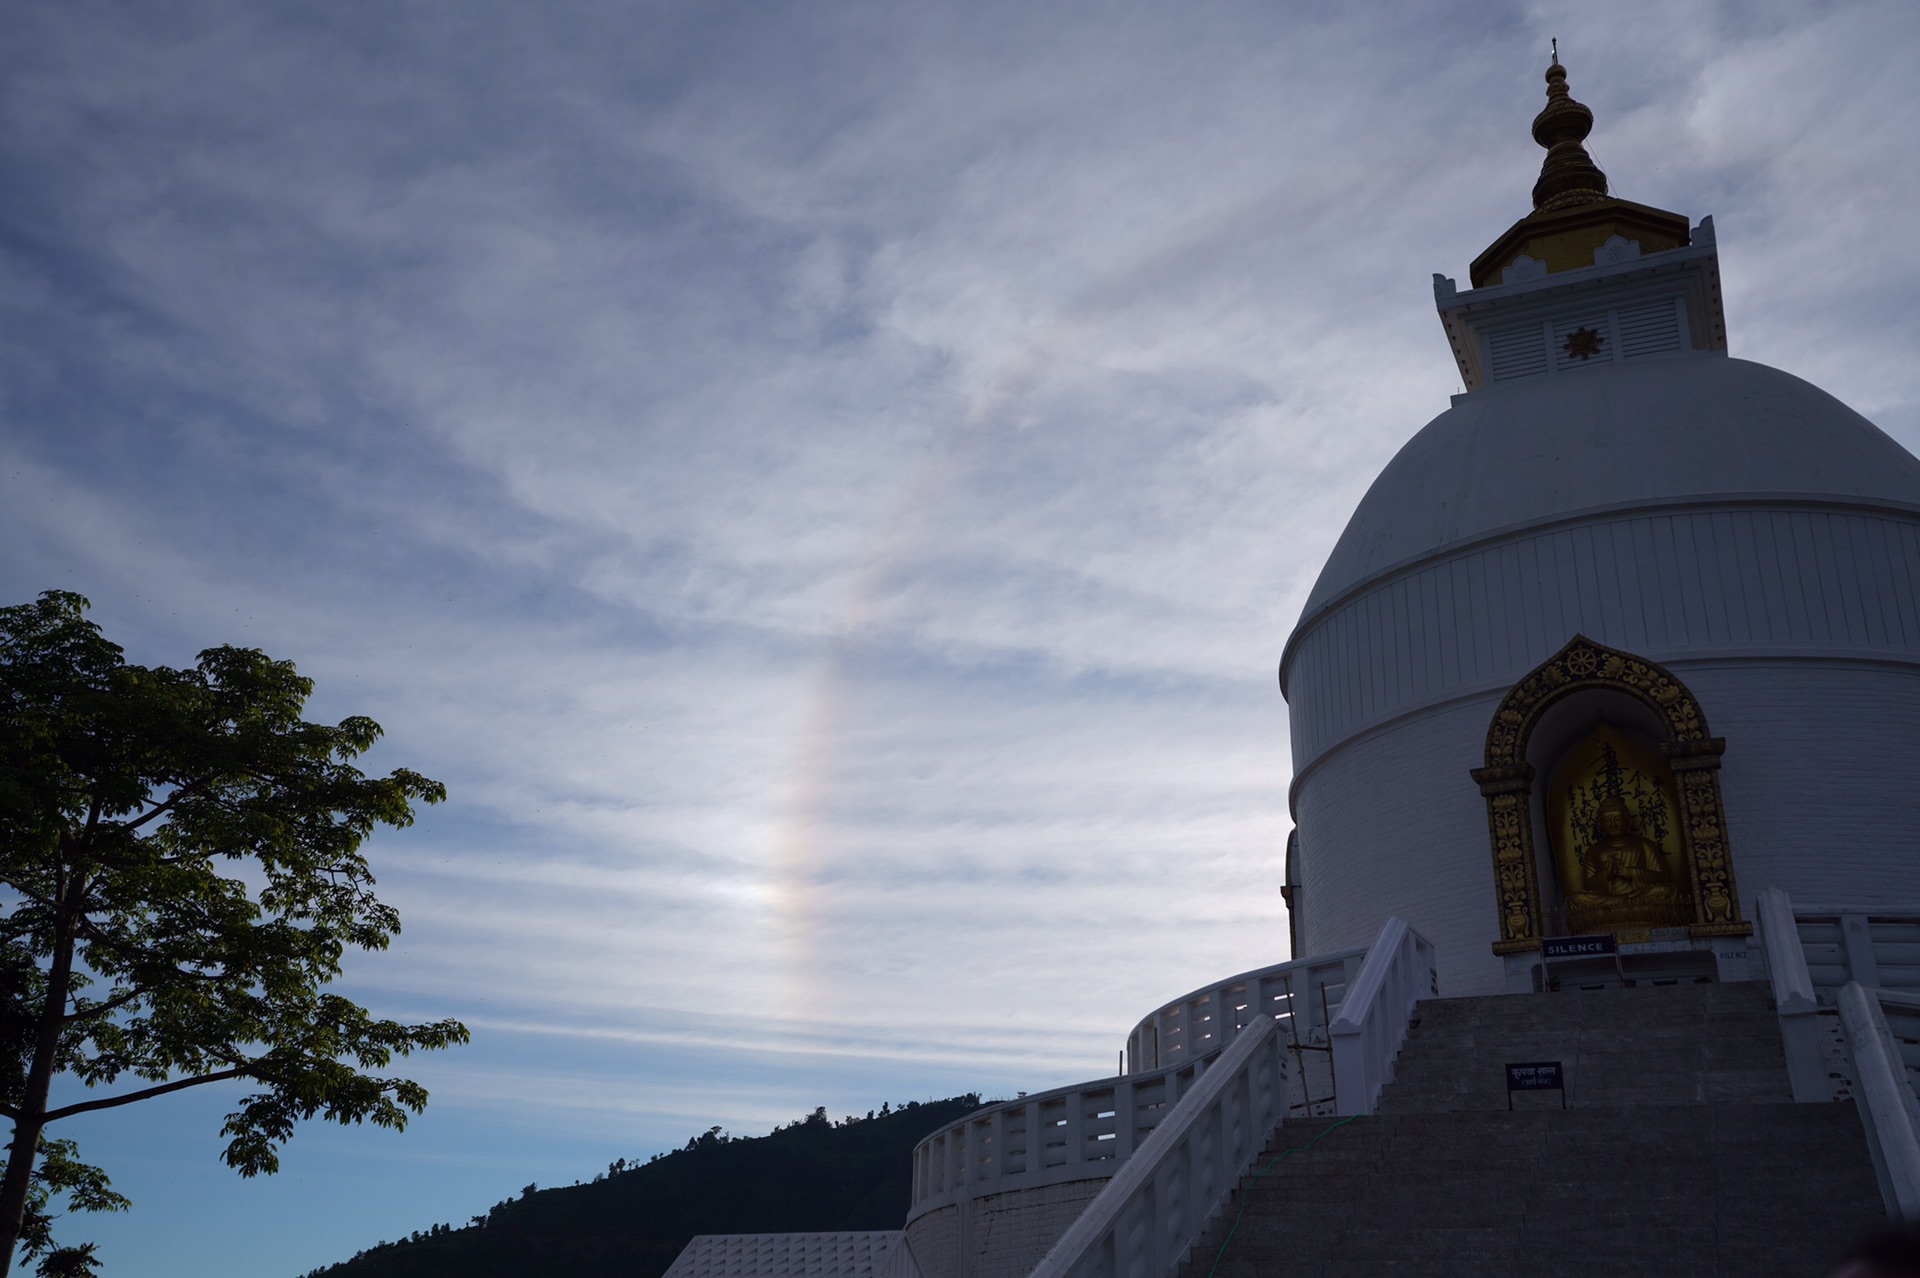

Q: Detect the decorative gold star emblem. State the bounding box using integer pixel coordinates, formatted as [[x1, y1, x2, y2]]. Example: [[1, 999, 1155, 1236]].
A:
[[1563, 326, 1605, 361]]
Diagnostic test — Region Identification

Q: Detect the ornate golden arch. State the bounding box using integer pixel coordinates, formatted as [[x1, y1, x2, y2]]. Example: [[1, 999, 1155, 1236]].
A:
[[1470, 635, 1749, 955]]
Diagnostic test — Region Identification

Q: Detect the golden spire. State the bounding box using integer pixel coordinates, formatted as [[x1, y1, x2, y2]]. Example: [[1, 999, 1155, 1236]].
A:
[[1530, 44, 1609, 211], [1467, 46, 1690, 288]]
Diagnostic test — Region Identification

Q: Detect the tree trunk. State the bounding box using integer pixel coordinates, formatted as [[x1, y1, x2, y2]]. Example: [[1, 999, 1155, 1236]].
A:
[[0, 880, 83, 1276]]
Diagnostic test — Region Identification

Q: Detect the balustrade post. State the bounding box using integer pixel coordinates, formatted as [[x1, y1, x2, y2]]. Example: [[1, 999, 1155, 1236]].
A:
[[1843, 913, 1884, 987], [1066, 1088, 1087, 1166], [1303, 969, 1324, 1041]]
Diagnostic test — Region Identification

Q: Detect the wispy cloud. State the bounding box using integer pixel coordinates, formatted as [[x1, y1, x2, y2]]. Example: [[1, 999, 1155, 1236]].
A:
[[3, 1, 1916, 1273]]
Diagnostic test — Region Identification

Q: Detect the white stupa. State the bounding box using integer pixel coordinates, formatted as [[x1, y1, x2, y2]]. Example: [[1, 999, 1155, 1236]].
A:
[[671, 56, 1920, 1278], [1280, 56, 1920, 997]]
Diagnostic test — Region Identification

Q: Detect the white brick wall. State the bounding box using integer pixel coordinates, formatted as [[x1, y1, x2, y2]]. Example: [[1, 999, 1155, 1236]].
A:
[[904, 1207, 959, 1278], [1295, 657, 1920, 996], [1286, 505, 1920, 775]]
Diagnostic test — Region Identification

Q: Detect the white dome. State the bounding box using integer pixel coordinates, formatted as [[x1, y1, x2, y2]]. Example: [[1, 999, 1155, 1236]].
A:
[[1297, 357, 1920, 628], [1281, 348, 1920, 998]]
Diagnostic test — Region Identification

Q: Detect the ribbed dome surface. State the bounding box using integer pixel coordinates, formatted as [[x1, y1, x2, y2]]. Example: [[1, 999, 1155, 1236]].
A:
[[1298, 357, 1920, 625]]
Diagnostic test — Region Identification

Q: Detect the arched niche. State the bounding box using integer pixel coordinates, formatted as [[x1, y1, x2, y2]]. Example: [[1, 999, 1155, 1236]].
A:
[[1527, 695, 1686, 937], [1470, 634, 1750, 956]]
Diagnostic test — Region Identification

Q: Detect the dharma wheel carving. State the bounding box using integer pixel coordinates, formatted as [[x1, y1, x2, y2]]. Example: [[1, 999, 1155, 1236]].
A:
[[1471, 634, 1749, 956]]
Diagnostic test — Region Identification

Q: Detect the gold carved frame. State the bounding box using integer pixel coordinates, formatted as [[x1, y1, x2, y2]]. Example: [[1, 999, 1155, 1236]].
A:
[[1471, 634, 1750, 956]]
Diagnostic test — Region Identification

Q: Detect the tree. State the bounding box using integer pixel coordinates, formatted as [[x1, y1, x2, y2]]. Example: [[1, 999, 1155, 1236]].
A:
[[0, 591, 469, 1273]]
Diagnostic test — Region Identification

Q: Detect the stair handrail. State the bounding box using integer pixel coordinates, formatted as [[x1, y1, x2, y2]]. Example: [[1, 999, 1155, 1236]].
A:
[[1328, 916, 1436, 1116], [1026, 1007, 1288, 1278], [1838, 981, 1920, 1222], [880, 1231, 925, 1278], [1755, 886, 1828, 1102]]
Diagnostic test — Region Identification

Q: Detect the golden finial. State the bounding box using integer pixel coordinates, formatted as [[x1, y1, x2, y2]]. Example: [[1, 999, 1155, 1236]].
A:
[[1530, 43, 1609, 211]]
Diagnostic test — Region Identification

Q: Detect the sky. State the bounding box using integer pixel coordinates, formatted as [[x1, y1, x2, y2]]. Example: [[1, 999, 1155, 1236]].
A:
[[2, 1, 1917, 1274]]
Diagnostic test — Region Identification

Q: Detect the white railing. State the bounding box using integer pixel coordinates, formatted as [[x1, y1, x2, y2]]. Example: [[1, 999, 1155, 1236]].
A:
[[1759, 887, 1920, 1219], [908, 1056, 1214, 1220], [1124, 948, 1368, 1073], [1755, 886, 1828, 1102], [1026, 1009, 1289, 1278], [1328, 917, 1436, 1116], [1786, 904, 1920, 999], [1839, 982, 1920, 1222]]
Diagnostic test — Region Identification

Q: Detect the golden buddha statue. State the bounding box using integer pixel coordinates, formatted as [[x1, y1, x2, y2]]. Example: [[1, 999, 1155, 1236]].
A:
[[1566, 796, 1690, 932]]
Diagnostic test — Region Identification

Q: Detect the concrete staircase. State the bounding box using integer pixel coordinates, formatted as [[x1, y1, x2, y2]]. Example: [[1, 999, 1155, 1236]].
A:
[[1186, 983, 1884, 1278]]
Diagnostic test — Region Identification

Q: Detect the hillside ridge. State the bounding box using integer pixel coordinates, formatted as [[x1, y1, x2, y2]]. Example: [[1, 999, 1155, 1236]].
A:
[[301, 1095, 982, 1278]]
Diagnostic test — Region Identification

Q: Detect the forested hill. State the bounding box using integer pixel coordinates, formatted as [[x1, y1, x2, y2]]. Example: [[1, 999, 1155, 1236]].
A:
[[300, 1096, 983, 1278]]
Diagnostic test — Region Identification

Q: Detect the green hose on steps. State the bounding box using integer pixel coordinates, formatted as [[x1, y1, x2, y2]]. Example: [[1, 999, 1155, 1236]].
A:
[[1202, 1115, 1360, 1278]]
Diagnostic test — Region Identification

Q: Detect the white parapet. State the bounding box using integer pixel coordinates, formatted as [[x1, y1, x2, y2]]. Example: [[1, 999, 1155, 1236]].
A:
[[908, 1058, 1216, 1223], [903, 1058, 1220, 1278], [1124, 948, 1368, 1074], [1025, 1009, 1290, 1278]]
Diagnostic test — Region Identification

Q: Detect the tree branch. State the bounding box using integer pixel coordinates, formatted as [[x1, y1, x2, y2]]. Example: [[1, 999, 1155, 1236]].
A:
[[62, 960, 240, 1025], [120, 777, 212, 834], [62, 987, 149, 1024], [0, 880, 61, 912], [41, 1067, 255, 1123]]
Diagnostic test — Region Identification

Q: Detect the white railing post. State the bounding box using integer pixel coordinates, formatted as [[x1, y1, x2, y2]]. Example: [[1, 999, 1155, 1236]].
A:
[[1839, 981, 1920, 1221], [1328, 917, 1435, 1116], [1842, 913, 1884, 987], [1756, 887, 1829, 1102]]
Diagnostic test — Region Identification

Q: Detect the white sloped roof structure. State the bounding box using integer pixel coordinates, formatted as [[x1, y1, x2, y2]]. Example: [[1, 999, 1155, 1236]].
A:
[[663, 1232, 908, 1278]]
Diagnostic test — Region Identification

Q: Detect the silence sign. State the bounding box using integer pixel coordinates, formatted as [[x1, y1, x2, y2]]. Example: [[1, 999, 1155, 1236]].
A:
[[1540, 935, 1617, 959]]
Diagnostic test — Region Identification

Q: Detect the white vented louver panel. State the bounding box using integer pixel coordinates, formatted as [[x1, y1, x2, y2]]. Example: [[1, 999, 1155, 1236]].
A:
[[1552, 314, 1614, 372], [1487, 323, 1550, 383], [1617, 299, 1684, 359]]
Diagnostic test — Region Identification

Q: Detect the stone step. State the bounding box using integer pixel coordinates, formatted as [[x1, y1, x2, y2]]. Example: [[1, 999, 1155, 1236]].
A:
[[1192, 1110, 1880, 1276], [1178, 984, 1884, 1278], [1374, 982, 1794, 1116]]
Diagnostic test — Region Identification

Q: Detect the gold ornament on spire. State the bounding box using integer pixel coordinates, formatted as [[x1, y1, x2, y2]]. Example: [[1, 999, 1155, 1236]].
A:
[[1530, 50, 1609, 211], [1465, 45, 1691, 289]]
